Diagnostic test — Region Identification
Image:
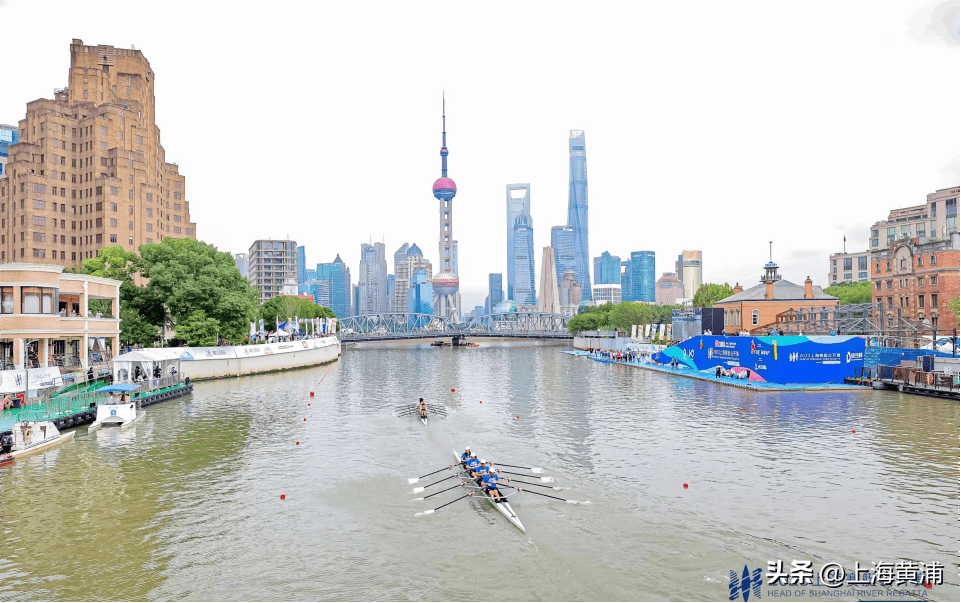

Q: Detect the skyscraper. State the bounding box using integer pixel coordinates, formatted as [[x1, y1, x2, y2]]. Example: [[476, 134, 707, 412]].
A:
[[487, 273, 503, 314], [316, 254, 351, 318], [358, 242, 388, 315], [249, 239, 297, 302], [387, 274, 396, 312], [593, 251, 621, 285], [233, 253, 248, 279], [511, 214, 536, 305], [393, 242, 410, 312], [538, 247, 560, 314], [621, 260, 633, 302], [506, 183, 531, 301], [681, 250, 703, 299], [630, 251, 656, 302], [296, 245, 307, 285], [559, 271, 582, 310], [551, 225, 575, 288], [567, 130, 591, 300], [432, 95, 461, 322], [0, 123, 17, 177], [0, 40, 196, 267]]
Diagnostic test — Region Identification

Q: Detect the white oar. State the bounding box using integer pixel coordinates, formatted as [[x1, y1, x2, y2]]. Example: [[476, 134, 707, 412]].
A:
[[411, 482, 466, 501], [416, 492, 474, 517], [490, 462, 544, 474], [498, 469, 555, 483], [407, 465, 454, 484], [411, 474, 458, 493], [500, 484, 590, 505]]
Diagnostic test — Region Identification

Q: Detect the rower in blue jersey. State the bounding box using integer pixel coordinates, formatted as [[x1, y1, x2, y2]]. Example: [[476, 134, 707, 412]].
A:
[[464, 455, 482, 478], [460, 446, 472, 465], [483, 467, 507, 502]]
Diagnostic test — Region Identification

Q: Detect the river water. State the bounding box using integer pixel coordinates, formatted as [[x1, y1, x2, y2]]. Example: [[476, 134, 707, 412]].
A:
[[0, 340, 957, 601]]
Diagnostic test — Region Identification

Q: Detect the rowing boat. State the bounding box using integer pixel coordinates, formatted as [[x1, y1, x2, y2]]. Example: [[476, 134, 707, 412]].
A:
[[452, 449, 525, 532]]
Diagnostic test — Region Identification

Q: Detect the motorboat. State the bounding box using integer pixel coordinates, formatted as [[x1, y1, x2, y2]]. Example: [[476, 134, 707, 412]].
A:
[[0, 420, 75, 459]]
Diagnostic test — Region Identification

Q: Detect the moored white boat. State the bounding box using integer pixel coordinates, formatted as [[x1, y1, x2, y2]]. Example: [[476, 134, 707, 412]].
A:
[[452, 450, 525, 533], [90, 400, 145, 430], [0, 420, 75, 459]]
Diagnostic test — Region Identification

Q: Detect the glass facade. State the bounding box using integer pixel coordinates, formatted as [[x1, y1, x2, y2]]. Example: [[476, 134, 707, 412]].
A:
[[551, 226, 576, 287], [511, 215, 536, 305], [315, 255, 351, 318], [407, 269, 434, 325], [593, 251, 620, 285], [0, 124, 18, 176], [621, 260, 632, 302], [567, 130, 591, 300], [296, 246, 307, 284], [630, 251, 656, 302], [487, 273, 504, 313], [506, 184, 530, 301]]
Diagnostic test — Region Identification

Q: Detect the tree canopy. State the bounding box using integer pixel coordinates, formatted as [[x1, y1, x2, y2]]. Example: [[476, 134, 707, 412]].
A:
[[823, 281, 872, 305], [84, 240, 261, 346], [260, 295, 336, 332], [692, 283, 734, 307], [566, 302, 683, 334]]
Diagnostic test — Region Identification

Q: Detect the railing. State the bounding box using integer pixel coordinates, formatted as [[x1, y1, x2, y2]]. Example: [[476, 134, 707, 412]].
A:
[[875, 364, 960, 392]]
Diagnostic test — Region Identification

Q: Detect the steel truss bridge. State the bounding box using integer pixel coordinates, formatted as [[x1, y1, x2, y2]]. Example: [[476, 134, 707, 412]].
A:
[[338, 312, 572, 342]]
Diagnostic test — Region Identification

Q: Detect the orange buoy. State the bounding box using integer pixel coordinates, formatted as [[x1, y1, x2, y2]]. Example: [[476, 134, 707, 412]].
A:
[[296, 441, 300, 445], [308, 403, 311, 407], [683, 483, 689, 489], [303, 418, 307, 421], [451, 388, 456, 393], [516, 416, 520, 419], [310, 392, 315, 398], [479, 401, 483, 404], [740, 408, 744, 411], [852, 429, 856, 433], [280, 494, 286, 500]]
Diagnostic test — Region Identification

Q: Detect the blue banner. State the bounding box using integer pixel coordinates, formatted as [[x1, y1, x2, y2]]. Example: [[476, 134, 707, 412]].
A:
[[653, 335, 866, 384]]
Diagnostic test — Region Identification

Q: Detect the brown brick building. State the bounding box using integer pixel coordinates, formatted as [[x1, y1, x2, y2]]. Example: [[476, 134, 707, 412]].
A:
[[0, 39, 195, 268], [871, 234, 960, 336]]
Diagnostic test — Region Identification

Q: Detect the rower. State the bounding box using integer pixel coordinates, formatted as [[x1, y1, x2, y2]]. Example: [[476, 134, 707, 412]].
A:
[[460, 446, 472, 464], [464, 454, 481, 478], [417, 398, 428, 420], [483, 467, 507, 503]]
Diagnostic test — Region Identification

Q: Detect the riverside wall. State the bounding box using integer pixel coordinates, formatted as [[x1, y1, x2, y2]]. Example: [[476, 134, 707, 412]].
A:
[[179, 337, 341, 380]]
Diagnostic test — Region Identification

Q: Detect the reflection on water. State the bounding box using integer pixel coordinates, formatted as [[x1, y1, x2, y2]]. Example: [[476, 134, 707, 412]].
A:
[[0, 340, 957, 601]]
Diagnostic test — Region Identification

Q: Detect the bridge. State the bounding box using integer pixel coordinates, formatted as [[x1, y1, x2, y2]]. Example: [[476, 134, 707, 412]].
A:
[[338, 312, 572, 342]]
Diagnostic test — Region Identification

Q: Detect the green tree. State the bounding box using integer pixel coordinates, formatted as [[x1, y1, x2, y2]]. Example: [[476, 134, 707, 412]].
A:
[[566, 312, 605, 333], [260, 295, 336, 331], [949, 296, 960, 320], [607, 302, 656, 331], [823, 281, 871, 305], [138, 238, 259, 344], [175, 310, 220, 346], [692, 283, 734, 307], [119, 306, 159, 348]]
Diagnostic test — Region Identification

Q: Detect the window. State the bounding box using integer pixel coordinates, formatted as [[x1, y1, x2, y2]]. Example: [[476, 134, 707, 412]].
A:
[[118, 131, 123, 141], [128, 189, 133, 200], [751, 309, 759, 325], [930, 275, 938, 285], [173, 227, 182, 234], [886, 280, 893, 289], [917, 256, 923, 267], [886, 261, 891, 271], [110, 218, 117, 227], [33, 183, 46, 193], [110, 186, 118, 196], [931, 294, 938, 308], [930, 255, 936, 265], [128, 221, 133, 230], [146, 223, 153, 232], [173, 203, 182, 211], [32, 216, 46, 226], [844, 258, 852, 271], [0, 287, 13, 314], [858, 256, 867, 271], [174, 215, 181, 222], [33, 199, 46, 209], [32, 232, 46, 242], [21, 286, 57, 314], [100, 126, 107, 136], [83, 89, 88, 99], [111, 202, 118, 211], [128, 206, 134, 215], [918, 295, 925, 308], [100, 142, 107, 151], [136, 135, 143, 145], [146, 208, 153, 217], [875, 262, 881, 273], [146, 193, 153, 201], [918, 277, 925, 287], [109, 234, 117, 243]]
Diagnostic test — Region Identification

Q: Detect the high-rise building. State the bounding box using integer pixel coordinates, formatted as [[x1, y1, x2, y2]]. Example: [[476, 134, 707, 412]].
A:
[[538, 246, 560, 314], [0, 40, 196, 267], [593, 251, 620, 285], [233, 252, 248, 279], [869, 186, 959, 251], [487, 273, 503, 314], [655, 272, 685, 305], [680, 250, 703, 299], [593, 283, 622, 305], [387, 274, 396, 312], [249, 239, 297, 302], [432, 96, 461, 322], [620, 260, 633, 302], [567, 130, 591, 300], [315, 255, 351, 317], [630, 251, 656, 302], [407, 268, 434, 317], [358, 242, 388, 315], [0, 123, 18, 177], [506, 183, 531, 301], [559, 270, 582, 310], [551, 225, 575, 287], [828, 250, 871, 285], [394, 243, 432, 313], [352, 284, 360, 317], [511, 214, 536, 305], [296, 245, 307, 285]]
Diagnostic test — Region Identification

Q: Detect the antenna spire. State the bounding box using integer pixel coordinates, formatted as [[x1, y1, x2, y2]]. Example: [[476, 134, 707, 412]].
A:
[[440, 92, 449, 177]]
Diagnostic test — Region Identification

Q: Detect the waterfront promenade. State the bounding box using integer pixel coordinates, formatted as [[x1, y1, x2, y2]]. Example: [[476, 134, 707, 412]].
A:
[[563, 350, 870, 392]]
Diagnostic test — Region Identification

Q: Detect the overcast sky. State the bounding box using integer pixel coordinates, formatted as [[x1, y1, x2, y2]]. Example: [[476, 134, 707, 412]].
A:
[[1, 0, 958, 310]]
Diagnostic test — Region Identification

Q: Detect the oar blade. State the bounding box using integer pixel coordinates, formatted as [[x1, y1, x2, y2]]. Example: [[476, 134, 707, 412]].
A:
[[540, 477, 555, 483], [408, 477, 419, 485], [531, 468, 543, 474], [412, 487, 425, 494], [415, 509, 435, 517]]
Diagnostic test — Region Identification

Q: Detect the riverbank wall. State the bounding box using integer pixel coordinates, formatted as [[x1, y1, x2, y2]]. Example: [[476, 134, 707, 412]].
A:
[[178, 337, 341, 380]]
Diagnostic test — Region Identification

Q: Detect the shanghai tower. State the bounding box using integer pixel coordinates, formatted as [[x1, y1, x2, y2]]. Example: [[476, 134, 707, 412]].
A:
[[567, 130, 592, 300]]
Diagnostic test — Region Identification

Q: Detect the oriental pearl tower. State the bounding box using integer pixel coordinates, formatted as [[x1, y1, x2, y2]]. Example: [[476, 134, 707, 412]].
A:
[[432, 94, 461, 323]]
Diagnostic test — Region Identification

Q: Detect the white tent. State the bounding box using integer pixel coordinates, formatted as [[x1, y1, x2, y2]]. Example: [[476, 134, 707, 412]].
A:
[[112, 348, 184, 383]]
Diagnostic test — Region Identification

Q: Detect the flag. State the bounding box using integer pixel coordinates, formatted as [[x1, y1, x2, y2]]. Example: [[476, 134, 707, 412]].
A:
[[258, 318, 265, 333]]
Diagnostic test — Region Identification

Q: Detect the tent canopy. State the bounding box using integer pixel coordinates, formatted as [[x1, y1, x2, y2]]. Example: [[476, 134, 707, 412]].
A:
[[97, 384, 142, 393], [112, 348, 183, 383]]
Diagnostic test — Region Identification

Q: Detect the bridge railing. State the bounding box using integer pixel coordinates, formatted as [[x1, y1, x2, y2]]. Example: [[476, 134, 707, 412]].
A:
[[338, 312, 572, 340]]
